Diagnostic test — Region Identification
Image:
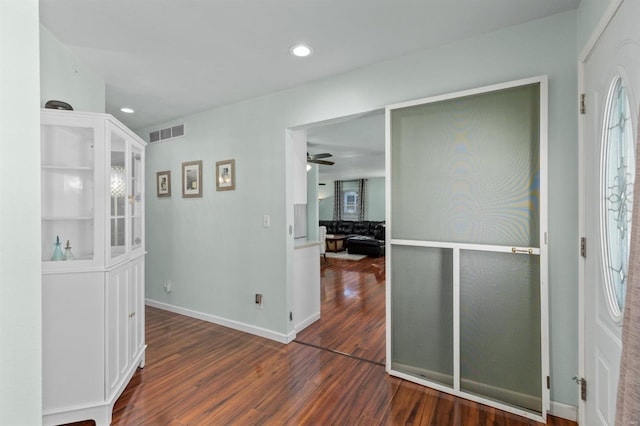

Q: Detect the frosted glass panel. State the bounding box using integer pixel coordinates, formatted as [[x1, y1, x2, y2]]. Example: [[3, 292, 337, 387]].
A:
[[391, 84, 540, 246], [391, 245, 454, 386], [460, 250, 541, 413]]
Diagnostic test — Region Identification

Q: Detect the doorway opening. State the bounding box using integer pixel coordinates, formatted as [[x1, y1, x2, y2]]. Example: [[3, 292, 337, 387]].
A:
[[292, 109, 386, 365]]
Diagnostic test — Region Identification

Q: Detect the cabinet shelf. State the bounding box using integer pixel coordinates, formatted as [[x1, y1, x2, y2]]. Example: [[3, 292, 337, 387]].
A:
[[42, 165, 93, 171], [43, 254, 93, 263], [42, 216, 93, 221]]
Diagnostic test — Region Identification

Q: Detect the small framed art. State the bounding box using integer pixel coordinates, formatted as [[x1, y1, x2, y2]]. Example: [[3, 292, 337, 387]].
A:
[[182, 160, 203, 198], [156, 171, 171, 197], [216, 159, 236, 191]]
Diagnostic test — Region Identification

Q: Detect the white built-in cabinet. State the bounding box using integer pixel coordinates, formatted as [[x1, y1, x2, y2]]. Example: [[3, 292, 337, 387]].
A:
[[41, 110, 147, 426]]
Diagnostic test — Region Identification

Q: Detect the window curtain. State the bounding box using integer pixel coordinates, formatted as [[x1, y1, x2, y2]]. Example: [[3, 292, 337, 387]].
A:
[[616, 132, 640, 425], [358, 179, 367, 221], [333, 180, 343, 220]]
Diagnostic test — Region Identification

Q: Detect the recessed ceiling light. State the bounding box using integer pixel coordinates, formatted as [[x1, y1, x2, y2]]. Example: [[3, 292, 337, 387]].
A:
[[120, 107, 134, 114], [290, 44, 313, 57]]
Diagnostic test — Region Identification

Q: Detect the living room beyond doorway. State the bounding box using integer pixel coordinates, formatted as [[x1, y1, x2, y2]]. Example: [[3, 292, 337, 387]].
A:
[[294, 255, 386, 365]]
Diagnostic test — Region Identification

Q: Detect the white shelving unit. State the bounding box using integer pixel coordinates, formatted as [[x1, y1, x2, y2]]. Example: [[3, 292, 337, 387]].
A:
[[41, 109, 147, 426]]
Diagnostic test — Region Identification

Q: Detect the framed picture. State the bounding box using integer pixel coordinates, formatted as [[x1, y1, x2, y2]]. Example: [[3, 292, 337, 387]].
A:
[[182, 160, 203, 198], [156, 171, 171, 197], [216, 159, 236, 191]]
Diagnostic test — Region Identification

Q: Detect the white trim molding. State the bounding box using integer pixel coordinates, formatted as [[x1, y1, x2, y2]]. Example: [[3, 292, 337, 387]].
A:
[[549, 401, 578, 422], [146, 299, 296, 344]]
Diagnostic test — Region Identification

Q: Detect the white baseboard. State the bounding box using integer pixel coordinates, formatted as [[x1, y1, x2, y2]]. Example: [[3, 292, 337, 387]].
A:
[[146, 299, 294, 344], [549, 401, 578, 422], [295, 312, 320, 333]]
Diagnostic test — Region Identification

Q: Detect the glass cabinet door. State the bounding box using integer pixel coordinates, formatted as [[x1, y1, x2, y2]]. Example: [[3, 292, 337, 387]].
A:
[[41, 111, 145, 271], [109, 127, 127, 263], [41, 115, 97, 267], [130, 143, 143, 253]]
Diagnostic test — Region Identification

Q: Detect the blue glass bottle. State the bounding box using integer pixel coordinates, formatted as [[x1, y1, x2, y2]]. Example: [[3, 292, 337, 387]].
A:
[[51, 236, 64, 261]]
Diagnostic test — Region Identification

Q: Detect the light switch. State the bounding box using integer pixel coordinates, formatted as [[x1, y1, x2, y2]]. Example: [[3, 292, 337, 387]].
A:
[[263, 215, 271, 228]]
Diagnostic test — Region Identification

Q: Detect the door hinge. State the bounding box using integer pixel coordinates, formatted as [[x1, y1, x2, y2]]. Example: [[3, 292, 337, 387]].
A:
[[573, 376, 587, 401], [580, 93, 586, 114], [581, 237, 586, 258], [546, 375, 550, 389]]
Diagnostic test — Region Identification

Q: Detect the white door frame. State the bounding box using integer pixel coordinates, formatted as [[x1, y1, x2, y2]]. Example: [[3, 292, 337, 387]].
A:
[[577, 1, 625, 424]]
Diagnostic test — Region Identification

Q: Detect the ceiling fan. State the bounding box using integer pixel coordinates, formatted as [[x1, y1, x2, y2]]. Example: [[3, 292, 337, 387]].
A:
[[307, 152, 334, 166]]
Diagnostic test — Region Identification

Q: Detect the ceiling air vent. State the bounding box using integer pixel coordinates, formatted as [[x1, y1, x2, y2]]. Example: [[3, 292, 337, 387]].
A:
[[149, 123, 186, 143], [171, 124, 184, 138], [149, 130, 160, 143]]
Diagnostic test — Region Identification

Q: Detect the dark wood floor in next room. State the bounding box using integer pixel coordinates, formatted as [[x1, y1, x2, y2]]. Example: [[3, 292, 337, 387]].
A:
[[66, 255, 576, 425]]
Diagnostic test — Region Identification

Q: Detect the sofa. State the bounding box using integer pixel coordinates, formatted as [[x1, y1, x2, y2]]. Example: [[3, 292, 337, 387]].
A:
[[319, 220, 386, 257]]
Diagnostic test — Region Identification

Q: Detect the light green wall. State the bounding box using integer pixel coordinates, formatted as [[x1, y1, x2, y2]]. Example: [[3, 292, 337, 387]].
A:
[[318, 189, 333, 221], [577, 0, 615, 53], [142, 11, 577, 404], [40, 25, 105, 113], [367, 178, 385, 221], [318, 177, 385, 221], [0, 1, 42, 423], [306, 165, 319, 241]]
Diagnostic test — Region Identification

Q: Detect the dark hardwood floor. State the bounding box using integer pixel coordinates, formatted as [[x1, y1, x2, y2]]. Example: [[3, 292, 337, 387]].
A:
[[295, 255, 386, 364], [66, 256, 577, 425]]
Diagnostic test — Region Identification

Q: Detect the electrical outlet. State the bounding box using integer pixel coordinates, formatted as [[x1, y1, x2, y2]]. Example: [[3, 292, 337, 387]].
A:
[[164, 280, 172, 293], [255, 293, 263, 305]]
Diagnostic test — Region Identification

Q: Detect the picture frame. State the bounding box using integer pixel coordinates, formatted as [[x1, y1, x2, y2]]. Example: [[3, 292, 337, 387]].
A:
[[156, 170, 171, 197], [216, 159, 236, 191], [182, 160, 203, 198]]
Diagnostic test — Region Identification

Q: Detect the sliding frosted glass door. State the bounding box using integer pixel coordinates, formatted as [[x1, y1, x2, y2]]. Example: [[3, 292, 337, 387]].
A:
[[386, 78, 548, 421]]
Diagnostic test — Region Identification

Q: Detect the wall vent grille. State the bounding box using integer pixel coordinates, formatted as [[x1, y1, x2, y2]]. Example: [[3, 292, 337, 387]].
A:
[[149, 124, 185, 143]]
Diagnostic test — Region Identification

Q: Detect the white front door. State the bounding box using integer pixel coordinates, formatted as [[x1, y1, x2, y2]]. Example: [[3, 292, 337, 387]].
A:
[[581, 1, 640, 424]]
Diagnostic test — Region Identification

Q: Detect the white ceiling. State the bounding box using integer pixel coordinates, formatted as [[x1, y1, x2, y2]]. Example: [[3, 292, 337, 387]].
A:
[[307, 110, 385, 182], [40, 0, 579, 181], [40, 0, 579, 131]]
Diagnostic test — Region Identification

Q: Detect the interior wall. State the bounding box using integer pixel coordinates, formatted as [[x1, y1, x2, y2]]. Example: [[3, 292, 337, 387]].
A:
[[577, 0, 616, 52], [366, 177, 385, 221], [140, 11, 578, 405], [0, 1, 42, 423], [318, 182, 334, 220], [39, 25, 105, 113], [306, 165, 319, 241]]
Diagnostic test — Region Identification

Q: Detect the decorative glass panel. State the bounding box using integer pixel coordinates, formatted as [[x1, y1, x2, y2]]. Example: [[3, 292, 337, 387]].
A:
[[603, 78, 634, 315]]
